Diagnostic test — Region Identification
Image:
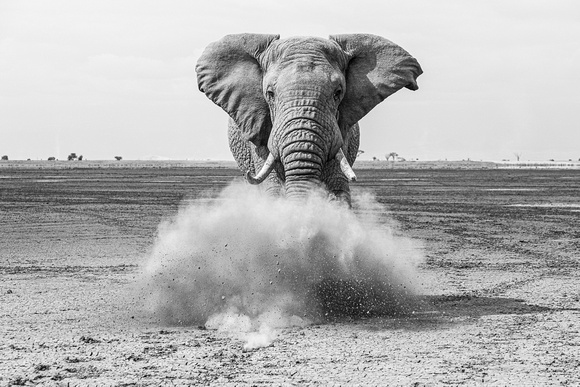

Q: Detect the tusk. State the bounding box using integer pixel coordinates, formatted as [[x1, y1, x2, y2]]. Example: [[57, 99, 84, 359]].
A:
[[336, 148, 357, 182], [246, 153, 276, 185]]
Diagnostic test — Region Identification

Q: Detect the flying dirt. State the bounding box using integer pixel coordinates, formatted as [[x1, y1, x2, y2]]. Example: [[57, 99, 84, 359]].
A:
[[139, 183, 424, 348]]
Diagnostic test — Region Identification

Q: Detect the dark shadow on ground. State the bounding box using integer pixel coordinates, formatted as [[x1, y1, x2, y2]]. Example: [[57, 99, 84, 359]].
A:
[[341, 294, 563, 332], [424, 294, 554, 317]]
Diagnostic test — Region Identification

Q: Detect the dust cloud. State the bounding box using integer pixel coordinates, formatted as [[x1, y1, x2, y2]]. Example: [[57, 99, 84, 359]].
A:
[[139, 182, 424, 348]]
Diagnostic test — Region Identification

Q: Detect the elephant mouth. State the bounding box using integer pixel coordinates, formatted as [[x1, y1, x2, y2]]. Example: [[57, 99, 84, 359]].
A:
[[246, 148, 356, 186]]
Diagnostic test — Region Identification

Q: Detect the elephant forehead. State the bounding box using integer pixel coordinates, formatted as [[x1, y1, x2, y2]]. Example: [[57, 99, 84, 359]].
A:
[[262, 37, 347, 70], [274, 65, 344, 90]]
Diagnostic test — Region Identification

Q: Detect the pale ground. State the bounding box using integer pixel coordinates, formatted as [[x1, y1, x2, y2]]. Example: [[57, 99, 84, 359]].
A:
[[1, 166, 579, 386]]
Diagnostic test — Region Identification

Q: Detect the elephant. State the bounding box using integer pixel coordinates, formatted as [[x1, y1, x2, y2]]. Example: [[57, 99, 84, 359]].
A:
[[196, 33, 422, 205]]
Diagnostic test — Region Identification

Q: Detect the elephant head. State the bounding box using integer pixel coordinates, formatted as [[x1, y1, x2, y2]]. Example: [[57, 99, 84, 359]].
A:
[[196, 33, 422, 202]]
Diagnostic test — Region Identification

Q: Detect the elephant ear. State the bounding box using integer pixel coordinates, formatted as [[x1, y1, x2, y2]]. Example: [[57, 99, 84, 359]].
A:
[[196, 33, 280, 146], [330, 34, 422, 130]]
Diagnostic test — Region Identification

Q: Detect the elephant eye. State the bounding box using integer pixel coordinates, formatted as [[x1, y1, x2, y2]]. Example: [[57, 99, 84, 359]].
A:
[[266, 89, 275, 101], [333, 89, 342, 102]]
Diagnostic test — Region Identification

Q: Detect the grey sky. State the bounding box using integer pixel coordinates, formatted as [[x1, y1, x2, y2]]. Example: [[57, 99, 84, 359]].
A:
[[1, 0, 579, 161]]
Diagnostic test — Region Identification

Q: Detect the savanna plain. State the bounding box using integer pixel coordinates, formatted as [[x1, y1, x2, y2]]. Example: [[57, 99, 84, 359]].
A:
[[1, 163, 579, 386]]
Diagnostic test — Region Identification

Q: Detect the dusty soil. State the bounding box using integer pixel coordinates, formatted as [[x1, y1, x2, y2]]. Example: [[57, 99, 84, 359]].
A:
[[1, 166, 579, 386]]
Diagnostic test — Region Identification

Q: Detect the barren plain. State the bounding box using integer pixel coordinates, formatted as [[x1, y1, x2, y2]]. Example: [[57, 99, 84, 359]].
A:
[[1, 164, 579, 386]]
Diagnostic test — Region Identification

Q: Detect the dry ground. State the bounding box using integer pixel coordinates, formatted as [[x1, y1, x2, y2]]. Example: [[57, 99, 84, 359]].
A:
[[1, 165, 579, 386]]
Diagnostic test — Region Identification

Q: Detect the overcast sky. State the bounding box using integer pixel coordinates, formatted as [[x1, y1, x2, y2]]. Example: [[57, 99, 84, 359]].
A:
[[1, 1, 579, 161]]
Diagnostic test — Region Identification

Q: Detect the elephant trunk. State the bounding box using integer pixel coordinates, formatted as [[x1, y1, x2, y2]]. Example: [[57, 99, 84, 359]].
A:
[[278, 123, 328, 200], [284, 176, 322, 199], [282, 151, 323, 199], [249, 92, 350, 200]]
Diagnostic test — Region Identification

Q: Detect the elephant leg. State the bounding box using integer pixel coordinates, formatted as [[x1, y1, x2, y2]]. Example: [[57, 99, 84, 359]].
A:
[[228, 119, 283, 195], [321, 123, 360, 206], [322, 162, 352, 205], [228, 119, 253, 174], [345, 123, 361, 168]]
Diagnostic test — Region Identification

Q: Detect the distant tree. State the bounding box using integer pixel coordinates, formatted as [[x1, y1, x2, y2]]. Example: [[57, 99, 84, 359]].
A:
[[114, 156, 123, 161], [68, 152, 78, 161], [385, 152, 398, 161], [372, 156, 378, 161], [78, 155, 83, 161], [1, 155, 8, 161], [514, 152, 522, 161], [48, 157, 56, 161]]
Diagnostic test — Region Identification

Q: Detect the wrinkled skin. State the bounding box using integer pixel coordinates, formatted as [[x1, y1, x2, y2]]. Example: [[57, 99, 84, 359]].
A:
[[196, 34, 422, 204]]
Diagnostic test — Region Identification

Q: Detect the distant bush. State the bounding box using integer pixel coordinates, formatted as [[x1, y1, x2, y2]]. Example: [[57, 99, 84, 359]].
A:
[[114, 156, 123, 161], [48, 157, 56, 161], [1, 155, 8, 161]]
